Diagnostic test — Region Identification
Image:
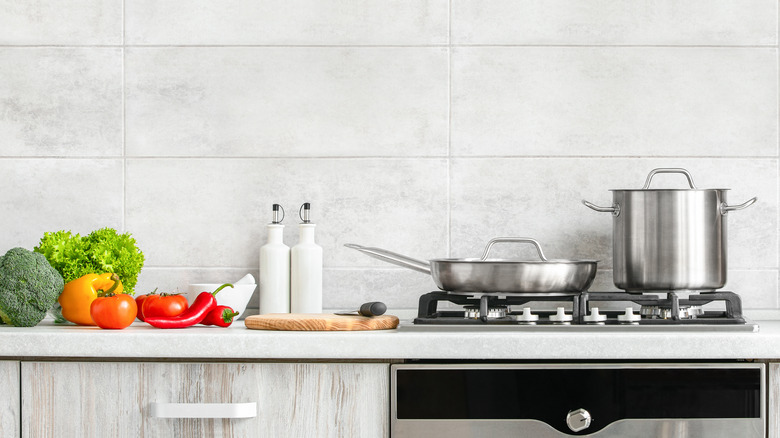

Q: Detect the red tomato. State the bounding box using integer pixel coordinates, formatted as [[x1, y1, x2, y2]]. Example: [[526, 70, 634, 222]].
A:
[[90, 294, 137, 329], [142, 294, 189, 319], [135, 293, 158, 322]]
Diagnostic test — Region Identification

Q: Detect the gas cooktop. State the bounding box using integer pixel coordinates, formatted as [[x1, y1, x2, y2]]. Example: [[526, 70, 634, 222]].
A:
[[409, 290, 759, 332]]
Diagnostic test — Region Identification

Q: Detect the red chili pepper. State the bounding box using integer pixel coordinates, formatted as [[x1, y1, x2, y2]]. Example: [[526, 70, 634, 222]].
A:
[[145, 283, 233, 329], [202, 306, 240, 327]]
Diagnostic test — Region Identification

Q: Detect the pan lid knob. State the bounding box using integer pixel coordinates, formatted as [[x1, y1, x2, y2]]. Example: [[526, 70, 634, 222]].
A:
[[549, 307, 573, 324]]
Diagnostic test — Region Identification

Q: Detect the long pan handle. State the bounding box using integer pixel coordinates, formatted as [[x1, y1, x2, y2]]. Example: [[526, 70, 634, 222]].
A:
[[344, 244, 432, 275]]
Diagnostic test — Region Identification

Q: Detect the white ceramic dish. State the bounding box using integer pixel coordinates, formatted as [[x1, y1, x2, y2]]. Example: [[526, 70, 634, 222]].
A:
[[186, 283, 256, 318]]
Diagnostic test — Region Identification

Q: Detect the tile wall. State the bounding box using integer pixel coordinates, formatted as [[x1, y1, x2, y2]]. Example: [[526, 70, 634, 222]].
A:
[[1, 1, 778, 313]]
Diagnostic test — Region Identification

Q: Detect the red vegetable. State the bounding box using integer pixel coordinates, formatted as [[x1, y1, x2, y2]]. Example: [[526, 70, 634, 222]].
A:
[[89, 275, 137, 330], [145, 283, 233, 329], [142, 292, 188, 319], [134, 289, 157, 322], [202, 306, 239, 327]]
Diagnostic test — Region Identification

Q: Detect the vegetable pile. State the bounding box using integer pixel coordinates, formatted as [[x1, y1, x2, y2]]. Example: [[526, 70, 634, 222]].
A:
[[142, 283, 237, 329], [34, 228, 145, 293], [0, 248, 64, 327]]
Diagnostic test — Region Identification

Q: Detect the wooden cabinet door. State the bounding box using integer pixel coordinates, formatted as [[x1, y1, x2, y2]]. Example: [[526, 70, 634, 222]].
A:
[[0, 361, 20, 438], [21, 361, 388, 438], [253, 362, 388, 437]]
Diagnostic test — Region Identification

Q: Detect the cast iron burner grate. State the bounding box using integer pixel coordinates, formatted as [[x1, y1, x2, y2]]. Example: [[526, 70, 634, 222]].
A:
[[413, 290, 747, 325]]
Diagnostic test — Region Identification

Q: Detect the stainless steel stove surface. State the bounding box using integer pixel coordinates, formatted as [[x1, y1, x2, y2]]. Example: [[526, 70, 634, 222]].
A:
[[409, 290, 759, 332]]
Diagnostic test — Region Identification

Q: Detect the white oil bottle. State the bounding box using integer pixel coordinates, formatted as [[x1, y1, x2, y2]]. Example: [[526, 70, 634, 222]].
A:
[[259, 204, 290, 314], [290, 202, 323, 313]]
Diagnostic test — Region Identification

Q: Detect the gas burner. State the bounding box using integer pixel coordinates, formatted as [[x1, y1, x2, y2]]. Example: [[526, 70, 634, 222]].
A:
[[413, 290, 751, 327], [464, 306, 508, 319], [640, 305, 703, 320]]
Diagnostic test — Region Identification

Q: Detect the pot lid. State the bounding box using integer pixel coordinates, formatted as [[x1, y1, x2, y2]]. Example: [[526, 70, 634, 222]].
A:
[[610, 167, 730, 191]]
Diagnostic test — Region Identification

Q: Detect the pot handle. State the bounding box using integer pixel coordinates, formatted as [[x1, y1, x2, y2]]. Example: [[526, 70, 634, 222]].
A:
[[344, 243, 432, 275], [582, 200, 620, 216], [642, 168, 697, 189], [480, 237, 548, 261], [720, 197, 758, 214]]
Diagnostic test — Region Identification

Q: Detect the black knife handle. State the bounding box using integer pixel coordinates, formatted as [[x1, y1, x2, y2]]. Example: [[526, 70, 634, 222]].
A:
[[359, 301, 387, 317]]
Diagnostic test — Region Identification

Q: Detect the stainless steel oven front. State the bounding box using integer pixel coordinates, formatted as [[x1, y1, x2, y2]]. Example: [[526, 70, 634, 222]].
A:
[[391, 363, 765, 437]]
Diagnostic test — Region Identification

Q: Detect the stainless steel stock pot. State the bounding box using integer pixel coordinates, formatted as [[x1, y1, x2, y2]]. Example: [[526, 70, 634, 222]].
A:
[[583, 168, 756, 292]]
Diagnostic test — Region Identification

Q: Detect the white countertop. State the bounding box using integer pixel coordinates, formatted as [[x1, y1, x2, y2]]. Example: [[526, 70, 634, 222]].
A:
[[2, 319, 780, 361]]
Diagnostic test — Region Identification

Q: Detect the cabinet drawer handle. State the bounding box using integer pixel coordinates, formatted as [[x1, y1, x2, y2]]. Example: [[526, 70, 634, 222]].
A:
[[150, 402, 257, 419]]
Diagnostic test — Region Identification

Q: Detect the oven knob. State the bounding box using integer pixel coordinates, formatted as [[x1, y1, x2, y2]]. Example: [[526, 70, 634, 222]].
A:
[[566, 408, 592, 432]]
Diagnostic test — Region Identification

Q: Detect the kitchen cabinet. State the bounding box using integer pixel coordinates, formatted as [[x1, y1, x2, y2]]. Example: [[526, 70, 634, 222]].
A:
[[21, 361, 388, 438], [0, 361, 20, 438]]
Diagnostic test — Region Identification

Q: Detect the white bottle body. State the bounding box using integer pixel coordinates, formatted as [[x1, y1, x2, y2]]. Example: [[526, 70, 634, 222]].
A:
[[259, 224, 290, 314], [290, 224, 323, 313]]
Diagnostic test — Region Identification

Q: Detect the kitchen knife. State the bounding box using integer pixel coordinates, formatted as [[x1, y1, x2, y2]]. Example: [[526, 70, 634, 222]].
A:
[[334, 301, 387, 317]]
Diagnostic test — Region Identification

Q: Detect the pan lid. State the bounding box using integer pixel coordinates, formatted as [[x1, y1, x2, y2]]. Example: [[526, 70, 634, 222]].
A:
[[430, 237, 597, 264], [429, 257, 598, 264]]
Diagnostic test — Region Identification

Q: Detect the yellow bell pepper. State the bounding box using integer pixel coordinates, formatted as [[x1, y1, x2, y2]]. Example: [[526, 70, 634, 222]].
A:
[[59, 273, 123, 326]]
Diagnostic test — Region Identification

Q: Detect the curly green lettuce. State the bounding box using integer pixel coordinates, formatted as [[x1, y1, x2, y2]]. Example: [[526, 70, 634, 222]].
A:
[[34, 228, 145, 293]]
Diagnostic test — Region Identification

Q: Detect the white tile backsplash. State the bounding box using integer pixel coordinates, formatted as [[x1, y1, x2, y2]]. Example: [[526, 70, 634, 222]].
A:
[[450, 158, 778, 269], [0, 48, 123, 157], [125, 158, 449, 267], [0, 0, 122, 45], [2, 1, 779, 311], [452, 0, 778, 46], [125, 47, 449, 157], [452, 47, 778, 157], [0, 159, 124, 250], [126, 0, 449, 45]]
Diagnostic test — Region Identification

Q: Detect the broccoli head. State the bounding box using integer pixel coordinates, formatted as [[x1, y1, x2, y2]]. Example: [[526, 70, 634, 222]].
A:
[[0, 247, 64, 327]]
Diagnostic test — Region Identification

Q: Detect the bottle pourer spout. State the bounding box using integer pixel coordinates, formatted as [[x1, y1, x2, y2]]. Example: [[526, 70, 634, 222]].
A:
[[300, 202, 311, 223], [271, 204, 285, 224]]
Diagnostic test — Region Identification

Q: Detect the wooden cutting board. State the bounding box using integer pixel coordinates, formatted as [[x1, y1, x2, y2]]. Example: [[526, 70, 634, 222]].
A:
[[244, 313, 399, 331]]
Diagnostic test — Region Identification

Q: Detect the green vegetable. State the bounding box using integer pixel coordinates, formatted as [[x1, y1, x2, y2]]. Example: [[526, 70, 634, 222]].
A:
[[34, 228, 145, 293], [0, 247, 64, 327]]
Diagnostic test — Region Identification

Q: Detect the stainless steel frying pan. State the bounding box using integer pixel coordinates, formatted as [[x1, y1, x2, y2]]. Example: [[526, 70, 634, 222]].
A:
[[345, 237, 597, 293]]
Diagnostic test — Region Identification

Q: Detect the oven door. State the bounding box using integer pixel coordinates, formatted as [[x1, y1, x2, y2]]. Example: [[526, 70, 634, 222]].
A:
[[391, 363, 764, 437]]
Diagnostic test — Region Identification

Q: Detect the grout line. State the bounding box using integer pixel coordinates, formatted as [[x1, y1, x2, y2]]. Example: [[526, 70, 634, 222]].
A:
[[1, 155, 777, 160], [0, 44, 776, 49], [140, 266, 780, 271], [432, 44, 777, 49], [447, 0, 452, 258], [121, 0, 127, 233]]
